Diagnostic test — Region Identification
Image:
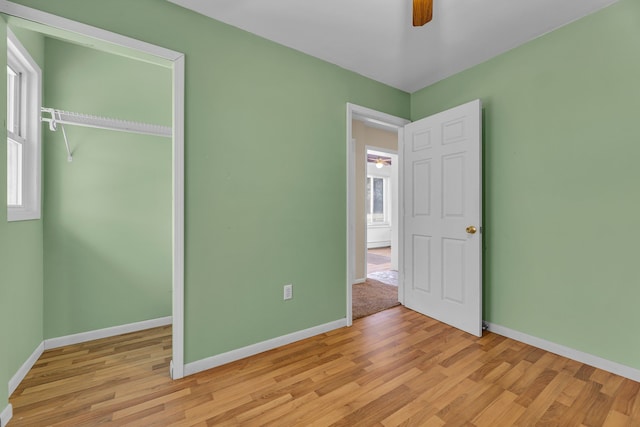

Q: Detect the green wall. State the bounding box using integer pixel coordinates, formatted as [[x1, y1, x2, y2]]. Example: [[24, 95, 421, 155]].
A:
[[2, 3, 637, 416], [0, 21, 44, 410], [7, 0, 635, 417], [7, 0, 410, 367], [411, 0, 640, 369], [42, 38, 172, 338]]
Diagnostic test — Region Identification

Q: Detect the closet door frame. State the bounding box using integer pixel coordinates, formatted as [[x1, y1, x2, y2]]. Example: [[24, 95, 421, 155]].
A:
[[0, 1, 187, 379]]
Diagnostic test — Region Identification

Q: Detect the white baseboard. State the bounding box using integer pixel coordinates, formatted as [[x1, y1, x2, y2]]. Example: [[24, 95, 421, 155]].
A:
[[487, 322, 640, 383], [0, 403, 12, 427], [8, 342, 44, 397], [367, 242, 391, 249], [185, 318, 348, 376], [44, 316, 172, 350], [353, 278, 366, 284]]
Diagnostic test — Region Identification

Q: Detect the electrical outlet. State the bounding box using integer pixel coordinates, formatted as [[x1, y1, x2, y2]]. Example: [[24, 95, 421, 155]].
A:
[[283, 284, 293, 300]]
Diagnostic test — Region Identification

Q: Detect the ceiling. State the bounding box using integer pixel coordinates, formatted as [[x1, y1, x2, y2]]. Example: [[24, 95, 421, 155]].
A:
[[167, 0, 619, 93], [367, 152, 392, 167]]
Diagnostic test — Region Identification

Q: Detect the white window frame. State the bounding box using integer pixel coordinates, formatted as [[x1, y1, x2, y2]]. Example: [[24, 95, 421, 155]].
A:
[[7, 28, 41, 221], [366, 174, 390, 226]]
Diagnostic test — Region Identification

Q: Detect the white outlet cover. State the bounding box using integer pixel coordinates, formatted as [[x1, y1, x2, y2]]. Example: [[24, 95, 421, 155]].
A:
[[284, 284, 293, 300]]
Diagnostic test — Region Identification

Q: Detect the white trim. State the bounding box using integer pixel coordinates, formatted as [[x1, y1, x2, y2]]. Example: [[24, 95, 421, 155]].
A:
[[346, 132, 356, 326], [397, 127, 405, 305], [44, 316, 172, 350], [184, 319, 348, 376], [487, 322, 640, 383], [0, 404, 12, 427], [348, 104, 409, 129], [367, 241, 391, 249], [353, 277, 366, 284], [171, 54, 185, 379], [0, 1, 186, 380], [8, 342, 43, 396], [346, 103, 409, 326]]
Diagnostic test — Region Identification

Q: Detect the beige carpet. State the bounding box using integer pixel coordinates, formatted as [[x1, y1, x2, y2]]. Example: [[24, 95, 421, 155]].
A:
[[352, 278, 400, 320]]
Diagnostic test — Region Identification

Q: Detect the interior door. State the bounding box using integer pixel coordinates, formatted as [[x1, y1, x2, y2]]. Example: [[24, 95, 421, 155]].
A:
[[402, 99, 482, 336]]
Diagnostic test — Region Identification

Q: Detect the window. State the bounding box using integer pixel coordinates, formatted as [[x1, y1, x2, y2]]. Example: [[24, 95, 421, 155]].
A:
[[6, 29, 41, 221], [7, 65, 23, 207], [366, 176, 388, 225]]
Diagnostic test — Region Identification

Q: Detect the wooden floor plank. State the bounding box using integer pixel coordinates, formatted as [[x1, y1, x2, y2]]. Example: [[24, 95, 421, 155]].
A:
[[601, 410, 632, 427], [8, 308, 639, 426], [471, 389, 518, 427]]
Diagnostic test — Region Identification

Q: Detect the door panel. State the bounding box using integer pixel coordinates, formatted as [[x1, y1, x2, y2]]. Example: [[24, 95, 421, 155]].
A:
[[442, 237, 465, 304], [442, 153, 465, 217], [412, 235, 431, 293], [413, 160, 432, 216], [402, 99, 482, 337]]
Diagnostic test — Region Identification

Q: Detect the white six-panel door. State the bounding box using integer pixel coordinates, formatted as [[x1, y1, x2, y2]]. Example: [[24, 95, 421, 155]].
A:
[[402, 99, 482, 337]]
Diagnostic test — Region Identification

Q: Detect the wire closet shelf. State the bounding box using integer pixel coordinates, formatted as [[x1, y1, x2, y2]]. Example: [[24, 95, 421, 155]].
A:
[[41, 107, 172, 162]]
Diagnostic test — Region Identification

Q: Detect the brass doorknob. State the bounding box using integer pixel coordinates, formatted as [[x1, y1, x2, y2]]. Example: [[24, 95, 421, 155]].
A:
[[466, 226, 477, 234]]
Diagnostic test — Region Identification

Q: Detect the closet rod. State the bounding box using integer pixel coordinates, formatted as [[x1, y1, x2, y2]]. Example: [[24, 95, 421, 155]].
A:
[[41, 107, 172, 138]]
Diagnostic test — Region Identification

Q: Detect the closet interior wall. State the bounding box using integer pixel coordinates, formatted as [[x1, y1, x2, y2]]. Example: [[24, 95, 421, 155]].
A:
[[42, 36, 173, 339]]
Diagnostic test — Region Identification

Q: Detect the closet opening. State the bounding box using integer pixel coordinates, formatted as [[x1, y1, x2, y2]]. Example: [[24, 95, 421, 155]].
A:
[[3, 4, 185, 383]]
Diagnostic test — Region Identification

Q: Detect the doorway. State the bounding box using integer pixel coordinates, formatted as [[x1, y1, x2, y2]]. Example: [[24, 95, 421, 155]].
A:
[[346, 104, 409, 324], [352, 144, 400, 320], [347, 101, 483, 335], [365, 148, 398, 287]]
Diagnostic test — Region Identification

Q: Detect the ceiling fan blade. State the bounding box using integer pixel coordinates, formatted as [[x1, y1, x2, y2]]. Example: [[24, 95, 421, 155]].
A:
[[413, 0, 433, 27]]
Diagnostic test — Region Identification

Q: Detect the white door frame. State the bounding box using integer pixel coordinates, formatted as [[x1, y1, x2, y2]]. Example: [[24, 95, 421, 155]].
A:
[[346, 103, 409, 325], [0, 1, 186, 379]]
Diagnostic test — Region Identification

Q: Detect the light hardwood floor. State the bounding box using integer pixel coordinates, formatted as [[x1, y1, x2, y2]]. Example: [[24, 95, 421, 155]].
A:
[[367, 247, 392, 273], [9, 307, 640, 426]]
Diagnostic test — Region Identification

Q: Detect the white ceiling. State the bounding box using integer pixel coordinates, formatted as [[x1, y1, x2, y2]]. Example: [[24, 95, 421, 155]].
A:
[[168, 0, 619, 93]]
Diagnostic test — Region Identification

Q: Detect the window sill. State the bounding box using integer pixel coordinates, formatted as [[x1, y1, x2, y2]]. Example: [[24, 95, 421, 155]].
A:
[[7, 208, 41, 222], [367, 223, 391, 228]]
